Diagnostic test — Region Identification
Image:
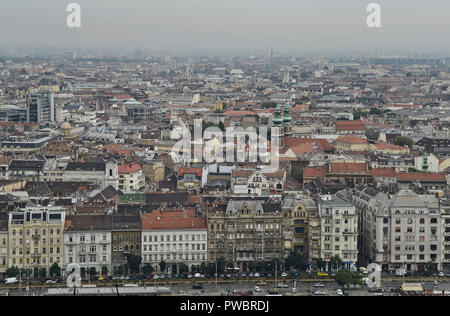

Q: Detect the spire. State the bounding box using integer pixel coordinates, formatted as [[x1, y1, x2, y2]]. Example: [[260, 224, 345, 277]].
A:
[[283, 104, 292, 126], [273, 104, 283, 127]]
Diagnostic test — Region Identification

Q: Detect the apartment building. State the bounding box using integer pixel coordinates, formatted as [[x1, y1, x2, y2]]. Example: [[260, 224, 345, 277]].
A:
[[8, 208, 65, 277], [118, 163, 145, 193], [0, 216, 8, 276], [111, 215, 141, 275], [64, 215, 112, 276], [340, 187, 442, 272], [281, 192, 320, 263], [141, 209, 207, 273], [208, 200, 284, 272], [318, 197, 358, 270]]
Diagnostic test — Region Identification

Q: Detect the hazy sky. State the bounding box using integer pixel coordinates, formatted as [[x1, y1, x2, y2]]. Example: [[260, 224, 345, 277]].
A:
[[0, 0, 449, 54]]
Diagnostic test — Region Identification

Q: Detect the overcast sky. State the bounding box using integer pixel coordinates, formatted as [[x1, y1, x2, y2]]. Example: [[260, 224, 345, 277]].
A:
[[0, 0, 449, 54]]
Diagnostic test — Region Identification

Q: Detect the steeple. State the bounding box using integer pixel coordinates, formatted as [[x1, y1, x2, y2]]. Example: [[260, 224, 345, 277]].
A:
[[272, 104, 283, 127], [422, 153, 429, 171], [283, 104, 292, 126], [283, 104, 292, 138]]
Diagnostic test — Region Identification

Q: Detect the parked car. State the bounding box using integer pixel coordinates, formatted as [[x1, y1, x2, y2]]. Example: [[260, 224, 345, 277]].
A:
[[5, 277, 18, 285], [312, 290, 326, 296], [277, 283, 288, 288], [336, 289, 344, 296], [253, 286, 262, 292], [192, 283, 203, 290], [314, 283, 325, 287], [280, 272, 288, 277]]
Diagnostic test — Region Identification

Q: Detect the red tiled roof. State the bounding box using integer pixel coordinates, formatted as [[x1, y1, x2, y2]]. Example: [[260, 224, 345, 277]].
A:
[[336, 135, 368, 144], [283, 137, 333, 152], [224, 110, 256, 116], [141, 210, 207, 230], [178, 167, 202, 177], [396, 172, 446, 182], [232, 170, 253, 177], [370, 168, 396, 177], [303, 167, 328, 178], [118, 163, 142, 174], [329, 162, 367, 172], [335, 120, 364, 131], [373, 143, 407, 151]]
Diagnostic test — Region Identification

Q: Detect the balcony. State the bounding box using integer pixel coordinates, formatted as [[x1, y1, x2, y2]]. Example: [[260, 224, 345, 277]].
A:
[[31, 252, 41, 258], [32, 233, 40, 240]]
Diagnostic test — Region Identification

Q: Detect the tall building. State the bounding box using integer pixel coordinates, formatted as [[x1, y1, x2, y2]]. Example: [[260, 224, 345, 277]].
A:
[[318, 196, 358, 270], [27, 91, 55, 123], [281, 192, 320, 263]]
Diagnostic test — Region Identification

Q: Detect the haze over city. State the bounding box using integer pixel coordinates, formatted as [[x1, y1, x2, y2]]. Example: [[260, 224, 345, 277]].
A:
[[0, 0, 449, 54]]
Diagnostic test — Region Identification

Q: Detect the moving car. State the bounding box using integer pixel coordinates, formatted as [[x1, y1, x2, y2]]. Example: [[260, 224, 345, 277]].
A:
[[336, 289, 344, 296], [277, 283, 288, 288], [253, 286, 262, 292]]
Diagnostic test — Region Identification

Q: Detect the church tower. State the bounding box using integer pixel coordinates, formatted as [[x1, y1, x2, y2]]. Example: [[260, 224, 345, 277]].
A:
[[272, 104, 284, 148], [283, 104, 292, 138]]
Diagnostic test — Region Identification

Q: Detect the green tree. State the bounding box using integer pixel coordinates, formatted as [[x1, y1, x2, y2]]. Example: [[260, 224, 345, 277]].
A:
[[142, 264, 154, 276], [248, 262, 256, 272], [159, 260, 167, 273], [334, 269, 362, 289], [425, 262, 437, 272], [5, 266, 19, 278], [127, 254, 142, 274], [39, 268, 47, 278], [179, 263, 189, 274], [285, 251, 308, 271], [89, 267, 97, 277], [329, 255, 343, 271], [49, 263, 61, 277], [217, 257, 226, 274], [117, 266, 124, 276], [315, 258, 327, 271], [394, 136, 414, 148]]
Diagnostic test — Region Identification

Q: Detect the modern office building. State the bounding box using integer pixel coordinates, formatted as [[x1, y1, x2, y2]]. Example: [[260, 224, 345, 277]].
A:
[[27, 91, 55, 123]]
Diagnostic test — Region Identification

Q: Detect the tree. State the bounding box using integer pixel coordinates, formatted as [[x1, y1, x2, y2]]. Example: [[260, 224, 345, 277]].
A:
[[89, 267, 97, 277], [117, 266, 124, 276], [49, 263, 61, 277], [159, 260, 167, 273], [142, 264, 154, 276], [285, 251, 308, 271], [334, 269, 362, 289], [127, 254, 142, 275], [248, 262, 256, 272], [329, 255, 343, 271], [315, 258, 327, 271], [39, 268, 47, 278], [394, 136, 414, 149], [179, 263, 189, 274], [217, 257, 226, 274], [5, 266, 19, 278], [425, 262, 437, 273]]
